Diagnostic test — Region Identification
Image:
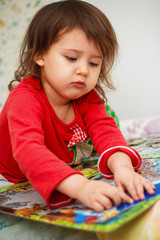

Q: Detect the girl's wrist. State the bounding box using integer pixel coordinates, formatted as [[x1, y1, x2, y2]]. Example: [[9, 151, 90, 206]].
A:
[[56, 174, 88, 199], [107, 151, 134, 174]]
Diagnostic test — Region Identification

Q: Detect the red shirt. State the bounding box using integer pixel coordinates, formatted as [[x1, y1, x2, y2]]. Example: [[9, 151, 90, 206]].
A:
[[0, 77, 141, 208]]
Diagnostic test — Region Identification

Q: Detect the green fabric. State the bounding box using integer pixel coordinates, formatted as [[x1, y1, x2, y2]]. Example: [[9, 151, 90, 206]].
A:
[[105, 104, 120, 127]]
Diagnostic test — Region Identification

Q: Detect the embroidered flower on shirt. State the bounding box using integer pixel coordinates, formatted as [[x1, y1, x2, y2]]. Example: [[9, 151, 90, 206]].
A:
[[67, 124, 87, 147]]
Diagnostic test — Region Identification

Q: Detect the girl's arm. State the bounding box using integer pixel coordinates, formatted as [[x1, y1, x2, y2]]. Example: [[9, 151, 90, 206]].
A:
[[80, 90, 142, 178], [7, 88, 82, 209], [107, 151, 156, 201], [56, 173, 133, 212], [80, 90, 155, 201]]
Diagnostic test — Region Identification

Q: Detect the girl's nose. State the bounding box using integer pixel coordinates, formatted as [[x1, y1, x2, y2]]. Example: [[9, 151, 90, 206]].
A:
[[76, 62, 88, 76]]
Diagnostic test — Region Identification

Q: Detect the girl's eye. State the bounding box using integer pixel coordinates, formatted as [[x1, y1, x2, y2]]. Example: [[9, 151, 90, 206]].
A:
[[89, 62, 98, 67], [66, 56, 77, 61]]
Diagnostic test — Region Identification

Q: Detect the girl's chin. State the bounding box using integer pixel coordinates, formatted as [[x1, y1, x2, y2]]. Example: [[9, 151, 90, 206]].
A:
[[65, 89, 89, 100], [70, 94, 85, 100]]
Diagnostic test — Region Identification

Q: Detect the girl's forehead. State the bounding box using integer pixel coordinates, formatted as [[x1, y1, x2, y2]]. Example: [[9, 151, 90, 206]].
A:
[[56, 28, 102, 54]]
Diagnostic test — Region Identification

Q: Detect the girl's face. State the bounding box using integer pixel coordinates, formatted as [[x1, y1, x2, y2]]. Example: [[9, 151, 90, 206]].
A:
[[36, 28, 102, 106]]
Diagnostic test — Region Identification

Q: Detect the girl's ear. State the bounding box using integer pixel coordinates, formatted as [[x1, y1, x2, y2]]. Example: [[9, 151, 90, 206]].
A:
[[34, 53, 44, 67]]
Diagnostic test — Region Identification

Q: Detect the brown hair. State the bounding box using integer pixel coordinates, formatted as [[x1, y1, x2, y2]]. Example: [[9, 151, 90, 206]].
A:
[[9, 0, 118, 100]]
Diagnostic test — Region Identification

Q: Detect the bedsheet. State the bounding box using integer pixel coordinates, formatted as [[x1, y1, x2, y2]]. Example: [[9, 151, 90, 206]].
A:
[[120, 115, 160, 140]]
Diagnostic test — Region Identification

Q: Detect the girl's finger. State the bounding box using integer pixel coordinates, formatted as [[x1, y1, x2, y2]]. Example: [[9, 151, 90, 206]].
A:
[[92, 200, 105, 212], [97, 195, 113, 209], [96, 183, 122, 207], [116, 183, 134, 204], [124, 182, 139, 201], [143, 179, 156, 195], [134, 179, 145, 200], [120, 190, 134, 204], [105, 186, 132, 206], [116, 182, 125, 192]]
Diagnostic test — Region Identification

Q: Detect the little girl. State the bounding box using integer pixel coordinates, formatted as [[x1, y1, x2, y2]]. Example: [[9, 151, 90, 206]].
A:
[[0, 0, 155, 212]]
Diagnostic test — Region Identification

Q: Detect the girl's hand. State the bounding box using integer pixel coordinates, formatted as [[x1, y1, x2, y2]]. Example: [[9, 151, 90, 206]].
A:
[[113, 167, 156, 201], [77, 179, 133, 212], [107, 151, 156, 201]]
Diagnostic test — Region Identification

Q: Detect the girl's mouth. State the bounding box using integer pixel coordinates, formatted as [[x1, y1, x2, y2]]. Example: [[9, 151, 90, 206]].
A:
[[72, 81, 86, 88]]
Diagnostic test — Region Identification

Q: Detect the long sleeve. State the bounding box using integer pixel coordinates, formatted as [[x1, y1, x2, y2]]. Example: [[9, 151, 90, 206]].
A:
[[79, 90, 142, 178], [7, 88, 82, 208]]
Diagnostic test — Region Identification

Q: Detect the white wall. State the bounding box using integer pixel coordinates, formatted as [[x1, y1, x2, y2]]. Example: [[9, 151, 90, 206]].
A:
[[85, 0, 160, 120]]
